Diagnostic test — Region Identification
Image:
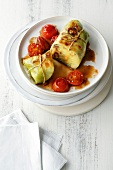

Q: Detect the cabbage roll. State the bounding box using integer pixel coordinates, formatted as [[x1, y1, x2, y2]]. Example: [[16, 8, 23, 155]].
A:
[[50, 20, 89, 69], [23, 51, 54, 84]]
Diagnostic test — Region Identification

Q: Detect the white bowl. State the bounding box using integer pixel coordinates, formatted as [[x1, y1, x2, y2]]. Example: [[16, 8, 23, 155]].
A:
[[18, 16, 109, 98]]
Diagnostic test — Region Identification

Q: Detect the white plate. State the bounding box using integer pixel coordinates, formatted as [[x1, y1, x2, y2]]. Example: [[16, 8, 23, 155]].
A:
[[4, 24, 112, 107], [4, 27, 98, 106], [18, 16, 109, 98], [38, 73, 112, 116]]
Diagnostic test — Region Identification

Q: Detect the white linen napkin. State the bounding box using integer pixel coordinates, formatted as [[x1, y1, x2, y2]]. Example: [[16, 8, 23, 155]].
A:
[[0, 109, 67, 170]]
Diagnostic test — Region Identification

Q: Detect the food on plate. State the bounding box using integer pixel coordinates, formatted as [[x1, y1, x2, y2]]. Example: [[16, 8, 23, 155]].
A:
[[67, 70, 84, 86], [22, 20, 97, 92], [37, 36, 50, 51], [23, 51, 54, 84], [28, 36, 50, 56], [52, 69, 84, 92], [52, 77, 70, 92], [51, 35, 58, 43], [28, 43, 43, 56], [50, 20, 89, 69], [40, 24, 59, 44]]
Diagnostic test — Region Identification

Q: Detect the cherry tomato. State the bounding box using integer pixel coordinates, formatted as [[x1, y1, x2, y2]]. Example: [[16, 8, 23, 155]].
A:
[[51, 35, 58, 43], [28, 43, 43, 56], [52, 77, 69, 92], [37, 36, 50, 51], [67, 70, 84, 86], [40, 24, 58, 40]]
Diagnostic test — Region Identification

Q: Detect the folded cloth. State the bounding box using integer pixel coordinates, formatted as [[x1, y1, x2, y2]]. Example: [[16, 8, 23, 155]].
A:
[[40, 128, 63, 151], [0, 122, 41, 170], [0, 109, 67, 170]]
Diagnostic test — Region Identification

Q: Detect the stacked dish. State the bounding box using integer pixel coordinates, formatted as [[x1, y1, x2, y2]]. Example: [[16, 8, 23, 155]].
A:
[[4, 16, 112, 115]]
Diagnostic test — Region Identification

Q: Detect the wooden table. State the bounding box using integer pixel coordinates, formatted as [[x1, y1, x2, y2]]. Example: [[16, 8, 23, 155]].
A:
[[0, 0, 113, 169]]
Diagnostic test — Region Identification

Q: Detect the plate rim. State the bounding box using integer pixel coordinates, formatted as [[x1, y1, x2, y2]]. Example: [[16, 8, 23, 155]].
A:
[[4, 23, 112, 106], [18, 16, 109, 97]]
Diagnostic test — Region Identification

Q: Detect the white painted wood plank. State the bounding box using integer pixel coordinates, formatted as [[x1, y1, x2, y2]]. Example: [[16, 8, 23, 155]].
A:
[[0, 0, 113, 170]]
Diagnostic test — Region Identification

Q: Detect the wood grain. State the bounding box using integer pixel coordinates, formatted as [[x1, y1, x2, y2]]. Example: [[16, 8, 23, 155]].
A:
[[0, 0, 113, 169]]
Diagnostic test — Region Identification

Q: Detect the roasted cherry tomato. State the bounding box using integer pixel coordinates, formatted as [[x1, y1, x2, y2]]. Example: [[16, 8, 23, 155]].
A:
[[40, 24, 58, 40], [28, 43, 43, 56], [67, 70, 84, 86], [37, 36, 50, 51], [52, 77, 69, 92], [51, 35, 58, 43]]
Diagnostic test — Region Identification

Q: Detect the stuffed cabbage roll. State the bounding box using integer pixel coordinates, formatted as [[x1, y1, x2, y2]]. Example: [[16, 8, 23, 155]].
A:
[[50, 20, 89, 69], [23, 51, 54, 84]]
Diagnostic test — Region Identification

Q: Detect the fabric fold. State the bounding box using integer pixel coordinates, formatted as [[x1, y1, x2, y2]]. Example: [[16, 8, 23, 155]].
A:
[[0, 109, 67, 170]]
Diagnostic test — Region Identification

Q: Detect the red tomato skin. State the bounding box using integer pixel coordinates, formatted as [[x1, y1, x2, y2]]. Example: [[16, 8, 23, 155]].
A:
[[28, 43, 43, 56], [67, 70, 84, 86], [51, 35, 58, 43], [52, 77, 69, 92], [40, 24, 58, 40], [37, 36, 50, 51]]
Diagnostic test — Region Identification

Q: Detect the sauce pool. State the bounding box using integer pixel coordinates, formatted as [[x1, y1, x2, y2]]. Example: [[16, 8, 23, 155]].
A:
[[39, 46, 98, 91]]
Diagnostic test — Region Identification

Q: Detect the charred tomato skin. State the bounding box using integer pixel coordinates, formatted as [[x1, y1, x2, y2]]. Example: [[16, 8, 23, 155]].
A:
[[40, 24, 58, 40], [52, 77, 70, 92], [28, 43, 43, 56], [67, 70, 84, 86]]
